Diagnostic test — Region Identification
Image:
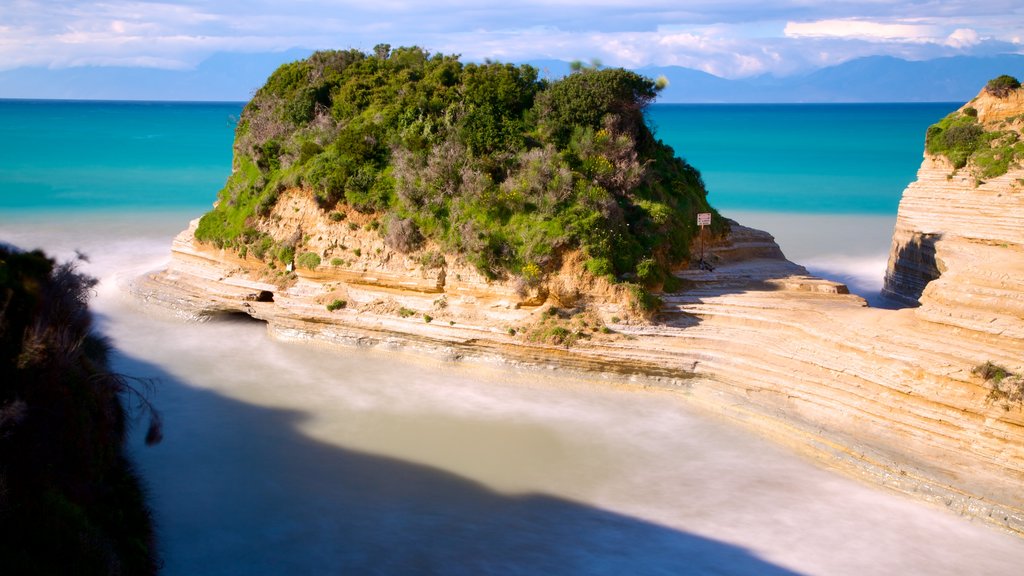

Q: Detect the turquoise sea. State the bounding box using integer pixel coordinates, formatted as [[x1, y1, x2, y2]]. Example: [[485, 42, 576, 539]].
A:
[[9, 99, 1023, 576], [1, 100, 958, 215]]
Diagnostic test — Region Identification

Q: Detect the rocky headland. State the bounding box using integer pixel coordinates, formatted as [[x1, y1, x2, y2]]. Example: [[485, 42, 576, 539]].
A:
[[135, 59, 1024, 535]]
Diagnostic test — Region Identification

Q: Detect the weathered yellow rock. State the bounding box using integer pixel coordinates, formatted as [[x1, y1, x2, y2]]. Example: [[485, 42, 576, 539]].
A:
[[137, 128, 1024, 536]]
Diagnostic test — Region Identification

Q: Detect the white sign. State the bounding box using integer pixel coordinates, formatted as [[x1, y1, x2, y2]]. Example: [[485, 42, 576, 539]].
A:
[[697, 212, 712, 226]]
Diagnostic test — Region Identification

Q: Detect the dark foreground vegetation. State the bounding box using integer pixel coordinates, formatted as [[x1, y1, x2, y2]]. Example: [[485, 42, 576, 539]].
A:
[[0, 246, 161, 575], [196, 45, 722, 291]]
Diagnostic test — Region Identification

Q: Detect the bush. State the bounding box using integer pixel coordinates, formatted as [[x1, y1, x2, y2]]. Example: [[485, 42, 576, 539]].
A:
[[326, 299, 347, 311], [276, 245, 295, 265], [973, 361, 1009, 382], [985, 75, 1020, 98], [925, 114, 985, 169], [398, 307, 415, 318], [974, 361, 1024, 410], [383, 215, 424, 253], [626, 283, 662, 315], [635, 258, 663, 287], [296, 251, 321, 270], [0, 247, 161, 574], [419, 250, 446, 269], [586, 257, 614, 277]]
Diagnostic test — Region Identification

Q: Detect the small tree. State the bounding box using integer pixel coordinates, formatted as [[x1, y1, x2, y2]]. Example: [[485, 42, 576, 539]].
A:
[[985, 75, 1020, 98]]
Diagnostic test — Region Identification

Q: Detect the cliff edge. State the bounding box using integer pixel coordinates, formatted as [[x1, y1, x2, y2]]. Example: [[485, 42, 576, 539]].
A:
[[136, 70, 1024, 535], [884, 82, 1024, 341]]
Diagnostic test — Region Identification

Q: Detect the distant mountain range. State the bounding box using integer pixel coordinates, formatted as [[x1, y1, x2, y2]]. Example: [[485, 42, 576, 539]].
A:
[[2, 51, 1022, 103], [637, 54, 1024, 103]]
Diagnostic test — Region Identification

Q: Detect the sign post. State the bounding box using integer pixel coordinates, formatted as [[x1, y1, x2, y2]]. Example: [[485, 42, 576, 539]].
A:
[[697, 212, 712, 271]]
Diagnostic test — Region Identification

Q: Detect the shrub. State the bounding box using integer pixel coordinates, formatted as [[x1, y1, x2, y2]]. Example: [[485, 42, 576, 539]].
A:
[[925, 114, 985, 169], [398, 307, 415, 318], [985, 75, 1021, 98], [329, 211, 346, 222], [585, 257, 614, 277], [547, 326, 571, 344], [383, 215, 424, 253], [974, 361, 1024, 410], [635, 258, 663, 287], [326, 299, 347, 311], [276, 245, 295, 265], [419, 250, 446, 269], [296, 251, 321, 270], [423, 314, 433, 323], [973, 361, 1008, 382], [626, 283, 662, 315], [330, 257, 344, 266]]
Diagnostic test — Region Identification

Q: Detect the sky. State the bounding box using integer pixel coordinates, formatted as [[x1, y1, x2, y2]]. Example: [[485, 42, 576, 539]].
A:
[[1, 0, 1022, 79]]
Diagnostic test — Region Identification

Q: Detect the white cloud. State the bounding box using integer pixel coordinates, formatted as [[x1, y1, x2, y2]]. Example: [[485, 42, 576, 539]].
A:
[[945, 28, 981, 48], [784, 19, 941, 42], [0, 1, 1022, 77]]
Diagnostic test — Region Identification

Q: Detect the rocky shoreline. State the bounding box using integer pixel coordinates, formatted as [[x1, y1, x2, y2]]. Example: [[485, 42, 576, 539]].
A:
[[132, 89, 1024, 536]]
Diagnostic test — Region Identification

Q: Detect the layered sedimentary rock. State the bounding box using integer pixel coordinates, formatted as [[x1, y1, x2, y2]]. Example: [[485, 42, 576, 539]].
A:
[[884, 88, 1024, 327], [136, 89, 1024, 535]]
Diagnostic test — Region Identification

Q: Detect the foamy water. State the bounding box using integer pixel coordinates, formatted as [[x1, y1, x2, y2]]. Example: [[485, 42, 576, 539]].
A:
[[4, 213, 1024, 575], [726, 211, 896, 305]]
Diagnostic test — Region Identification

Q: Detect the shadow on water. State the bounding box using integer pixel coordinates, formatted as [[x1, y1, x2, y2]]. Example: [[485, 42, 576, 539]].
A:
[[113, 350, 804, 576]]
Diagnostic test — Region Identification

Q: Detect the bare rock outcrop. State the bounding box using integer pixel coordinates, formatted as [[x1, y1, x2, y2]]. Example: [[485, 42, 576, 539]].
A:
[[884, 87, 1024, 319], [135, 92, 1024, 535]]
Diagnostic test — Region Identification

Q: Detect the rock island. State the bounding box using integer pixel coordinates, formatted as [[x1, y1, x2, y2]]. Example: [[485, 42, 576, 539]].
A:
[[134, 49, 1024, 534]]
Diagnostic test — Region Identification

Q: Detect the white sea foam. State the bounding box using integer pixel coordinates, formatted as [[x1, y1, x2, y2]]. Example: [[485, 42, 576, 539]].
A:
[[5, 212, 1024, 575]]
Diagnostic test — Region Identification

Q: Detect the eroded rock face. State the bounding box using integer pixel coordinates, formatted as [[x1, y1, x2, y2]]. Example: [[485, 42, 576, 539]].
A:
[[136, 94, 1024, 535], [883, 88, 1024, 340]]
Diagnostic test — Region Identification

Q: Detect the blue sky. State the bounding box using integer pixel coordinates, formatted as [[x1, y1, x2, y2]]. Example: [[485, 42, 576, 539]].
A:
[[2, 0, 1022, 78]]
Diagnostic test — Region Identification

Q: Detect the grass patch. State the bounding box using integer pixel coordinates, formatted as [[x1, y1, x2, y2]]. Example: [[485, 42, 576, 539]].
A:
[[326, 299, 347, 311]]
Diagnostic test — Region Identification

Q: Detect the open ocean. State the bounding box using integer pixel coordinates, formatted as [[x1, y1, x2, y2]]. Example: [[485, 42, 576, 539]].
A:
[[8, 99, 1024, 575]]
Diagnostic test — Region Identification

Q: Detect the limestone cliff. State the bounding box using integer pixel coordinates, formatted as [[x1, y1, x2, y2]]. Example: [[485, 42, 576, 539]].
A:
[[136, 84, 1024, 536], [884, 85, 1024, 333]]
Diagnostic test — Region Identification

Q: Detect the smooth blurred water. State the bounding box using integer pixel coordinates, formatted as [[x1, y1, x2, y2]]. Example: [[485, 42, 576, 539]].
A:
[[5, 214, 1024, 575], [6, 100, 1022, 574]]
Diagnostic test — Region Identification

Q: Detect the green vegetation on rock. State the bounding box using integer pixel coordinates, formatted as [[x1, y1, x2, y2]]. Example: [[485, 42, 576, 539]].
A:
[[0, 247, 161, 575], [985, 75, 1021, 98], [196, 45, 722, 287], [925, 74, 1024, 179], [974, 361, 1023, 411]]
